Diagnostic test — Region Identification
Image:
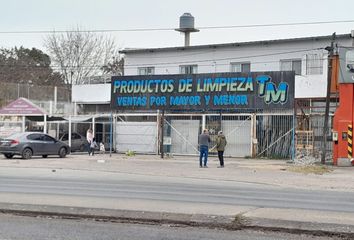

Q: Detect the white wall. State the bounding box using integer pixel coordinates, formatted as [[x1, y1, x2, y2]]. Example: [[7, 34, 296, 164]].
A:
[[72, 36, 353, 103], [123, 37, 352, 99], [72, 84, 111, 103]]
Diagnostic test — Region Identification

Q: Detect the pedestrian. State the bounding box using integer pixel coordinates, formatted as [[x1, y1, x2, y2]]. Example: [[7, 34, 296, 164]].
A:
[[86, 128, 93, 154], [199, 129, 211, 168], [90, 138, 98, 156], [99, 142, 105, 154], [216, 130, 227, 168]]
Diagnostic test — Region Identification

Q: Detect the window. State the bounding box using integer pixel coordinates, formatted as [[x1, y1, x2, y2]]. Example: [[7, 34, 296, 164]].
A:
[[27, 134, 41, 141], [138, 67, 155, 75], [306, 54, 323, 75], [280, 59, 302, 75], [346, 50, 354, 73], [179, 65, 198, 74], [230, 62, 250, 73], [72, 133, 81, 140], [41, 134, 55, 142], [60, 133, 68, 141]]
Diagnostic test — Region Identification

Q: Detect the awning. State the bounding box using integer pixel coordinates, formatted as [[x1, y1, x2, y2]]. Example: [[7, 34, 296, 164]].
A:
[[0, 98, 46, 116]]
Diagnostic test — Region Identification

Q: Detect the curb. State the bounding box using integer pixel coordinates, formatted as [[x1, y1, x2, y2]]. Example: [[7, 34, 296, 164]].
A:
[[0, 203, 354, 239]]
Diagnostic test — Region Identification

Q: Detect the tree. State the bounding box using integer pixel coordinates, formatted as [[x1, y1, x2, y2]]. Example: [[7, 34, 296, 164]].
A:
[[44, 27, 123, 90], [102, 57, 124, 76], [0, 47, 63, 86]]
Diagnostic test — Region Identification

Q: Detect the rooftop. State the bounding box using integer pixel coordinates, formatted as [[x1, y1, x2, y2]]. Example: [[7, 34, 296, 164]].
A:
[[120, 33, 351, 54]]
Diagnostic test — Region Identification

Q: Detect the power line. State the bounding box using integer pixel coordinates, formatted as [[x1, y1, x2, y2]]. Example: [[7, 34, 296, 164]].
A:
[[0, 47, 323, 69], [0, 20, 353, 34], [198, 20, 354, 30], [0, 48, 325, 69]]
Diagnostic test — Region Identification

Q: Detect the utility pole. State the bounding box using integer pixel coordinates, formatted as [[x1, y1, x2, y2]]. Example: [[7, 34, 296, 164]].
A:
[[160, 110, 165, 159], [321, 32, 336, 164]]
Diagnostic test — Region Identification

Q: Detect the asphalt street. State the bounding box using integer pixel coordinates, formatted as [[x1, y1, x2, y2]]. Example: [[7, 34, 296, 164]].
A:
[[0, 214, 342, 240], [1, 155, 354, 237], [0, 167, 354, 214]]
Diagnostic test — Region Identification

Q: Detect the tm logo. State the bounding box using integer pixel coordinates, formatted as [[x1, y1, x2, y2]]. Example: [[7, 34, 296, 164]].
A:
[[256, 75, 288, 104]]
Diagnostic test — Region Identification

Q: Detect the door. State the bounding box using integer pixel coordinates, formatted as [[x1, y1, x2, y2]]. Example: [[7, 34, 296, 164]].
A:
[[170, 120, 199, 155], [26, 133, 43, 155], [40, 134, 59, 155]]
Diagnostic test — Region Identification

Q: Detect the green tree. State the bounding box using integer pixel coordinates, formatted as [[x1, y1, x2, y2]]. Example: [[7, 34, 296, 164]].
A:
[[0, 46, 64, 86]]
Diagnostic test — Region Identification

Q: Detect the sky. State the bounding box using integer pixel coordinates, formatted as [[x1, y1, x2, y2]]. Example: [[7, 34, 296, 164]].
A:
[[1, 0, 354, 51]]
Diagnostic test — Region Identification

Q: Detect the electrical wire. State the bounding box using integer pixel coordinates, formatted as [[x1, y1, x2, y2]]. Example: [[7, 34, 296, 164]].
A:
[[0, 47, 324, 70], [0, 20, 353, 34]]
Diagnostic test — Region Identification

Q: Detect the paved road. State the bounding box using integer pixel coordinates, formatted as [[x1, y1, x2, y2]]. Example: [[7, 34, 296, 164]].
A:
[[0, 214, 341, 240], [0, 167, 353, 214]]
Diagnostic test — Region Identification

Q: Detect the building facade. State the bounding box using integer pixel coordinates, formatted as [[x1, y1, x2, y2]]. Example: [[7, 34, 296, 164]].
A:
[[71, 33, 354, 159]]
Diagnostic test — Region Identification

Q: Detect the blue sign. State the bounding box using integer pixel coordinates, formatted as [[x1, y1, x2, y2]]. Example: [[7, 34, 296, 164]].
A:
[[111, 71, 294, 110]]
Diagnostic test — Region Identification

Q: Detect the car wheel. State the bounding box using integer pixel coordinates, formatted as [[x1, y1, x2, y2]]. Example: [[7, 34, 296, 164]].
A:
[[4, 154, 14, 159], [22, 148, 33, 159], [59, 147, 67, 158], [42, 155, 48, 158]]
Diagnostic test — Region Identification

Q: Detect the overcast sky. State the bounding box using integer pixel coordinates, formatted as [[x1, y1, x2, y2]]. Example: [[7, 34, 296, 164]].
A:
[[1, 0, 354, 51]]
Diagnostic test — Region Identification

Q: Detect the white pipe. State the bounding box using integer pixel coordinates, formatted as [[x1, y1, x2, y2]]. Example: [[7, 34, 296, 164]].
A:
[[202, 114, 206, 131], [22, 116, 26, 132], [68, 115, 72, 147], [43, 115, 47, 133]]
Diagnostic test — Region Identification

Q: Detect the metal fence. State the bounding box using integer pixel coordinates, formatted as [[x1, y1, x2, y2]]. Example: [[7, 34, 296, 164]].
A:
[[256, 113, 294, 158], [162, 113, 293, 158], [0, 112, 304, 159], [0, 82, 71, 110]]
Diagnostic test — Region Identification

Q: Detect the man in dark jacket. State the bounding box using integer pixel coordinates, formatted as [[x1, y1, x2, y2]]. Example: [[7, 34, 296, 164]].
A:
[[199, 129, 211, 168], [216, 131, 227, 168]]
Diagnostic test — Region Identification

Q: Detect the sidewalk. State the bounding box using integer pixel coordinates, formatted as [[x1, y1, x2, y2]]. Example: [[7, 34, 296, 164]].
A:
[[1, 153, 354, 192], [0, 154, 354, 237]]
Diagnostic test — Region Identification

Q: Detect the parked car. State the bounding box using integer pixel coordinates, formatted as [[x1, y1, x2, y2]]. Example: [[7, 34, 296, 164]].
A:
[[59, 132, 88, 152], [0, 132, 70, 159]]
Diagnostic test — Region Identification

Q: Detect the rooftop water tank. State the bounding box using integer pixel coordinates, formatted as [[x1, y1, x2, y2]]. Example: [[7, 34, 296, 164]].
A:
[[179, 13, 195, 29]]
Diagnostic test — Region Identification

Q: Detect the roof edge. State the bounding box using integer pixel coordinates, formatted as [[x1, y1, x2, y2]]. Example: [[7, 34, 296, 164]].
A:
[[120, 33, 351, 54]]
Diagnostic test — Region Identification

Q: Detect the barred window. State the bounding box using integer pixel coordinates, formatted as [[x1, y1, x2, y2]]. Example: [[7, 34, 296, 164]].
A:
[[306, 54, 323, 75]]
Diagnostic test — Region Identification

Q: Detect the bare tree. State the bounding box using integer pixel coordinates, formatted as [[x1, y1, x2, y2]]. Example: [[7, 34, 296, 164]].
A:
[[44, 27, 123, 90]]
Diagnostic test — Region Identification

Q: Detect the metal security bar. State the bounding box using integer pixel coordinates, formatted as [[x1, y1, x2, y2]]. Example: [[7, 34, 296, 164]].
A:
[[256, 113, 294, 159]]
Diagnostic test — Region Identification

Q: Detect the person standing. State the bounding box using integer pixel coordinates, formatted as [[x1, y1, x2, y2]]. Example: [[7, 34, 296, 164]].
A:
[[216, 130, 227, 168], [90, 138, 98, 156], [86, 128, 94, 155], [199, 129, 211, 168]]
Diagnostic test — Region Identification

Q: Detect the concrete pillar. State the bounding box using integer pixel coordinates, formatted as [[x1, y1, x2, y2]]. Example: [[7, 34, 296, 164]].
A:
[[68, 115, 72, 147], [43, 115, 47, 133], [22, 116, 26, 132], [202, 114, 206, 131], [92, 116, 96, 137]]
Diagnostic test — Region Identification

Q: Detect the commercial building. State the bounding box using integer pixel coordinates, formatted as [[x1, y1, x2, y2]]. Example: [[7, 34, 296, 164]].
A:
[[70, 32, 354, 159]]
